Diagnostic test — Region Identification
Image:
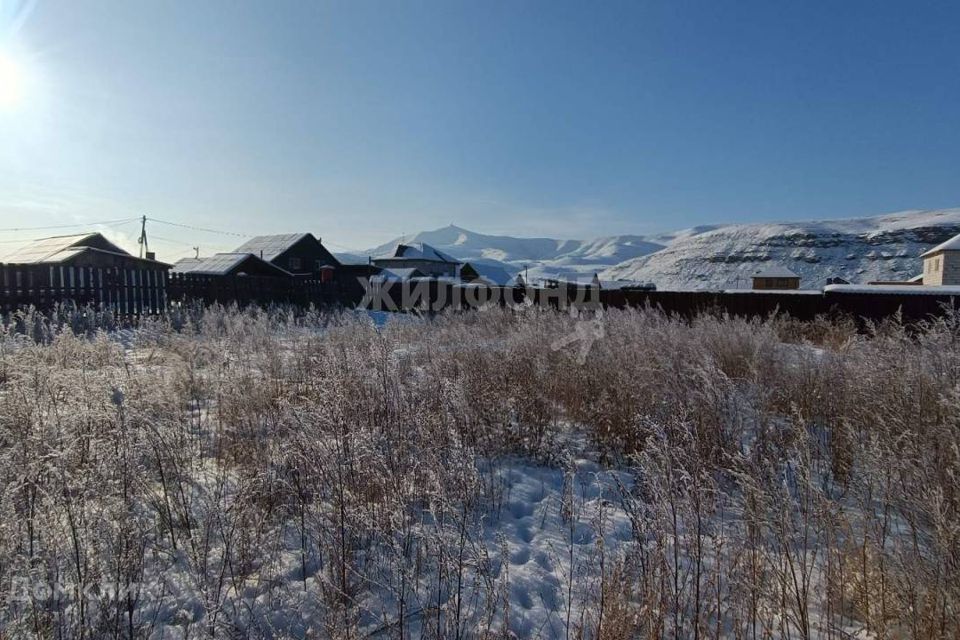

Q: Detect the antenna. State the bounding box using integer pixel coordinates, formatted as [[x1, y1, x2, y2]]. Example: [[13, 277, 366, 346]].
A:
[[193, 246, 200, 259], [138, 215, 149, 258]]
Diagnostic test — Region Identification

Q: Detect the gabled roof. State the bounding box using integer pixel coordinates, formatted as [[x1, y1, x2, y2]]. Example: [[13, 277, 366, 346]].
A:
[[2, 232, 127, 263], [233, 233, 312, 263], [377, 242, 460, 264], [374, 267, 424, 281], [463, 262, 517, 286], [753, 264, 800, 279], [171, 253, 292, 276], [921, 232, 960, 257]]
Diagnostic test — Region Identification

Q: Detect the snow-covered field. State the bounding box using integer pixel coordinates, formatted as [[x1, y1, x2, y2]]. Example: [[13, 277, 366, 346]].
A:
[[0, 305, 958, 639]]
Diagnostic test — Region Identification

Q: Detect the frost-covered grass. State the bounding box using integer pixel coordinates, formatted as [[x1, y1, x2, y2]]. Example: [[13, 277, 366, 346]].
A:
[[0, 304, 958, 639]]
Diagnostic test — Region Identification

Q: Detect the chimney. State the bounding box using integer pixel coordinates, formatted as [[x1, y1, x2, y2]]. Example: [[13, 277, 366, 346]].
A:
[[145, 251, 156, 261]]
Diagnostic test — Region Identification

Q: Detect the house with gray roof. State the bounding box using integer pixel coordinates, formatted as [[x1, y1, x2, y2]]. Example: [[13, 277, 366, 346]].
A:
[[751, 265, 801, 290], [372, 242, 462, 278], [171, 253, 292, 278], [233, 233, 339, 281]]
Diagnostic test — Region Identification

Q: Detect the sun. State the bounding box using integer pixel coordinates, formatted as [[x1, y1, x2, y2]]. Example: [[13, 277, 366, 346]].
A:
[[0, 52, 25, 111]]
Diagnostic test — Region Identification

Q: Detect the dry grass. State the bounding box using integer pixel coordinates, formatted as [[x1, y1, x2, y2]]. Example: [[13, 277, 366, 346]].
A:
[[0, 304, 957, 638]]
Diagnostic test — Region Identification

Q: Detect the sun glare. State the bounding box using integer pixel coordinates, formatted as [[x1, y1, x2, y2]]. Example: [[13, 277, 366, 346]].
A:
[[0, 52, 25, 111]]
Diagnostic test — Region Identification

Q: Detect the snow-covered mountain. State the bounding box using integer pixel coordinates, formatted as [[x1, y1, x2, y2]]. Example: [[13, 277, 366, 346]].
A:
[[338, 209, 960, 288], [353, 225, 664, 279], [602, 209, 960, 289]]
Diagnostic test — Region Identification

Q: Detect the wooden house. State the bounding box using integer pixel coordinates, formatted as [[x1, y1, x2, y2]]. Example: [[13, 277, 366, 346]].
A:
[[372, 242, 461, 278], [751, 265, 801, 290], [171, 252, 292, 278], [168, 252, 311, 305], [233, 233, 340, 282], [0, 232, 170, 313]]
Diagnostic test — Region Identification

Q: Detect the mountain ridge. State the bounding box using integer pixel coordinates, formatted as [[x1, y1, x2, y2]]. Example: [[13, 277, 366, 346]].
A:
[[335, 208, 960, 287]]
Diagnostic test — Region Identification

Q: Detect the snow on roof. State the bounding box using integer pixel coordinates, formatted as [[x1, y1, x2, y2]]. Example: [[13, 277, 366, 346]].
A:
[[752, 264, 800, 279], [172, 253, 291, 276], [378, 242, 460, 263], [2, 232, 127, 263], [825, 284, 960, 295], [371, 267, 424, 281], [920, 231, 960, 257], [908, 273, 924, 282], [233, 233, 310, 262], [465, 263, 517, 286], [596, 279, 656, 290]]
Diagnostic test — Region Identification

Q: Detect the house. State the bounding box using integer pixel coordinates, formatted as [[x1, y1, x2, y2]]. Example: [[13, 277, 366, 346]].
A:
[[233, 233, 339, 282], [372, 242, 461, 278], [460, 262, 518, 286], [920, 232, 960, 285], [751, 265, 801, 290], [171, 253, 292, 278], [370, 267, 426, 282], [0, 232, 170, 312]]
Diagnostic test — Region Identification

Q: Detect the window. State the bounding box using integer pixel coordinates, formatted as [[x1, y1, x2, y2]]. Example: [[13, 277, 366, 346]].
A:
[[289, 257, 302, 271], [935, 257, 941, 271]]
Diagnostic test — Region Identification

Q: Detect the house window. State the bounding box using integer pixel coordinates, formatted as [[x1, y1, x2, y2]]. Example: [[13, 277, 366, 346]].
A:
[[289, 257, 302, 271], [935, 257, 941, 271]]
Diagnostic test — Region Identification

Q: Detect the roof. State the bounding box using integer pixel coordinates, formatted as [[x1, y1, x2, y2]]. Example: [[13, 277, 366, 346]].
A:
[[752, 264, 800, 279], [171, 253, 292, 276], [2, 232, 126, 263], [921, 232, 960, 257], [596, 279, 656, 290], [464, 262, 516, 286], [825, 284, 960, 295], [378, 242, 460, 263], [371, 267, 424, 281], [233, 233, 310, 263]]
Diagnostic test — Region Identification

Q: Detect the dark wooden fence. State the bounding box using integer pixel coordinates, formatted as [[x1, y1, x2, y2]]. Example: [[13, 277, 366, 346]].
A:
[[4, 263, 959, 326], [360, 281, 960, 325], [166, 273, 343, 308], [0, 263, 167, 314], [606, 289, 960, 324]]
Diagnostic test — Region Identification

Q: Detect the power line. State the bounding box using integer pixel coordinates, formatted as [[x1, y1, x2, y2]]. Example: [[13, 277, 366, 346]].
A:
[[148, 217, 250, 238], [0, 217, 140, 232]]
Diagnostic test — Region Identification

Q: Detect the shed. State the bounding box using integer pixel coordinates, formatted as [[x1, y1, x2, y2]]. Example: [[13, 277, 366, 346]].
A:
[[751, 265, 801, 290], [920, 232, 960, 285]]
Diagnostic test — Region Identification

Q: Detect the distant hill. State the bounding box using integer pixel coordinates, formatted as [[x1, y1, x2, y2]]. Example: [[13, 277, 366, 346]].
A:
[[357, 225, 664, 279], [337, 209, 960, 288], [602, 208, 960, 288]]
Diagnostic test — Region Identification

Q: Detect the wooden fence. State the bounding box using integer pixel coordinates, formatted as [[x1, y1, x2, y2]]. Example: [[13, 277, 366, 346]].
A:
[[360, 281, 960, 325], [0, 263, 167, 315], [3, 263, 959, 326], [166, 272, 343, 308]]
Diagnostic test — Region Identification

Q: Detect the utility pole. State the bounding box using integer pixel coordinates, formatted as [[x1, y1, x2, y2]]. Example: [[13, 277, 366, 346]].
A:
[[138, 215, 149, 259]]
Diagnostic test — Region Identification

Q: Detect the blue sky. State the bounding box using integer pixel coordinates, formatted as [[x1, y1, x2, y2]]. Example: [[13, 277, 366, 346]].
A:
[[0, 0, 958, 256]]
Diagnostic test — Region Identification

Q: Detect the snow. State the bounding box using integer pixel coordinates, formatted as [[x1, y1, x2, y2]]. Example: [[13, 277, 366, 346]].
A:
[[363, 225, 664, 281], [377, 242, 460, 263], [824, 284, 960, 295], [354, 209, 960, 289], [920, 230, 960, 256], [603, 208, 960, 289], [752, 264, 800, 278]]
